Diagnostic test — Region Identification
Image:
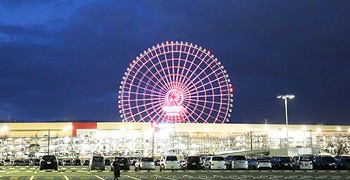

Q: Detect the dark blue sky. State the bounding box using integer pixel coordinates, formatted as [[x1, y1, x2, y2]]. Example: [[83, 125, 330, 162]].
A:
[[0, 0, 349, 125]]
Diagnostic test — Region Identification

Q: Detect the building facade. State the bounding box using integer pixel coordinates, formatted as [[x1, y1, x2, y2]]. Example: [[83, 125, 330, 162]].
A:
[[0, 122, 349, 159]]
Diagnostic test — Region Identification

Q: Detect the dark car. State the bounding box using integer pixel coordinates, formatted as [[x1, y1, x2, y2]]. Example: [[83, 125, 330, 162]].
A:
[[88, 156, 105, 171], [313, 156, 337, 170], [39, 155, 58, 170], [248, 158, 258, 169], [73, 159, 82, 166], [83, 159, 90, 166], [111, 157, 130, 171], [270, 156, 293, 170], [12, 159, 29, 166], [30, 158, 41, 166], [181, 156, 202, 170], [335, 156, 350, 170], [105, 159, 111, 166]]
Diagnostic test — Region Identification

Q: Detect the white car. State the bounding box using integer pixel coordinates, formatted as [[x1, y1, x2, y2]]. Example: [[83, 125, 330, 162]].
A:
[[232, 156, 248, 170], [205, 156, 226, 170], [256, 159, 272, 169], [160, 155, 180, 171], [135, 157, 155, 171], [299, 156, 313, 170]]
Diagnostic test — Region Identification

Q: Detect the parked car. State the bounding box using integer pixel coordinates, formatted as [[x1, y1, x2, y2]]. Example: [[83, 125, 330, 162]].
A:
[[104, 158, 111, 166], [73, 159, 82, 166], [225, 155, 248, 170], [62, 159, 72, 166], [256, 158, 272, 170], [313, 156, 337, 170], [12, 159, 29, 166], [335, 156, 350, 170], [200, 156, 209, 168], [160, 155, 180, 171], [270, 156, 293, 170], [88, 156, 105, 171], [155, 159, 160, 166], [248, 158, 258, 169], [3, 159, 11, 166], [204, 156, 226, 170], [83, 159, 90, 166], [181, 156, 202, 170], [135, 157, 155, 171], [39, 155, 58, 170], [111, 157, 130, 171], [298, 156, 313, 170], [29, 158, 41, 166]]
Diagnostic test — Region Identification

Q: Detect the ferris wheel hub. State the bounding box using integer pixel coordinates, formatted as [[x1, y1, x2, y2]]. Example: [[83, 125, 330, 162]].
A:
[[163, 88, 185, 116]]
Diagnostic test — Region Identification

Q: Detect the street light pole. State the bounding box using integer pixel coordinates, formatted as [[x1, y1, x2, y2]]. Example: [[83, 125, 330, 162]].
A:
[[277, 94, 295, 147]]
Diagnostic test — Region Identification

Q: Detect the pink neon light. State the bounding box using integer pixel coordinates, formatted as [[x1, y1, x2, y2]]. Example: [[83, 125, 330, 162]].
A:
[[118, 41, 233, 123]]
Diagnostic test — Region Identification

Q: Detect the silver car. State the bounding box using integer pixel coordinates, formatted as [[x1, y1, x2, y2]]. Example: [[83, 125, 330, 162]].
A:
[[135, 157, 155, 171], [232, 156, 248, 170]]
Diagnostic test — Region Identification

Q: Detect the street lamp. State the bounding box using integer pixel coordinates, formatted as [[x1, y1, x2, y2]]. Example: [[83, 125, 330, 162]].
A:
[[277, 94, 295, 147]]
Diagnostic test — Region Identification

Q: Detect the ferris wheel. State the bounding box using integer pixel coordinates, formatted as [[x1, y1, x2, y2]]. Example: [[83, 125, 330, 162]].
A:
[[118, 41, 233, 123]]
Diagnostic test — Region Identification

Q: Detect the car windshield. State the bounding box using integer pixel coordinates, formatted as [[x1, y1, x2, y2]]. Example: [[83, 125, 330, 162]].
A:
[[42, 156, 56, 161], [188, 156, 200, 162], [93, 156, 104, 162], [166, 156, 177, 161], [142, 157, 154, 162], [323, 157, 335, 163], [280, 157, 291, 162], [212, 157, 225, 161], [300, 156, 312, 161], [234, 156, 246, 160]]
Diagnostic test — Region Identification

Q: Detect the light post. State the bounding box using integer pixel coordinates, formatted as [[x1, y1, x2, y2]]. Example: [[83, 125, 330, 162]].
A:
[[277, 94, 295, 147]]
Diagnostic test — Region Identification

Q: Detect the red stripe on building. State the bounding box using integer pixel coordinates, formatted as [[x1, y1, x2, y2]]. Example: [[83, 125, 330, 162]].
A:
[[72, 122, 97, 136]]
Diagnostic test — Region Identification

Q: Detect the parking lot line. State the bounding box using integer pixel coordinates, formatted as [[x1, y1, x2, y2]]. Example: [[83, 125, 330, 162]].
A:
[[95, 175, 105, 180], [124, 175, 141, 180], [30, 176, 34, 180], [64, 175, 69, 180]]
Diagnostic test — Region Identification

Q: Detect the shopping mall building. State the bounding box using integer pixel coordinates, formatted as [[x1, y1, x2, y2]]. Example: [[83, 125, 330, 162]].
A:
[[0, 122, 349, 159]]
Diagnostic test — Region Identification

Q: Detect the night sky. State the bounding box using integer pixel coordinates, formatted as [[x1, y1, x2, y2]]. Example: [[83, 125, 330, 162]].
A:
[[1, 0, 349, 125]]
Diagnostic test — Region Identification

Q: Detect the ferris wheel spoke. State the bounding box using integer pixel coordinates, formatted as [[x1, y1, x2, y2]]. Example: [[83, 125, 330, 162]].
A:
[[185, 67, 224, 94], [127, 73, 164, 95], [183, 58, 218, 89], [123, 82, 166, 97], [179, 47, 200, 88], [127, 69, 169, 94], [183, 51, 211, 86], [188, 79, 229, 96], [130, 61, 170, 92], [160, 45, 174, 83], [152, 48, 173, 89], [177, 44, 192, 87], [143, 50, 172, 90], [184, 103, 209, 123], [125, 100, 164, 121], [174, 43, 183, 84], [185, 98, 223, 116]]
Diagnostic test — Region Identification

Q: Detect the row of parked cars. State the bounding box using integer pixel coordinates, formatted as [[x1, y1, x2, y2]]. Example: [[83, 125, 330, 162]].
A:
[[248, 155, 350, 170], [133, 154, 350, 171], [3, 154, 350, 171]]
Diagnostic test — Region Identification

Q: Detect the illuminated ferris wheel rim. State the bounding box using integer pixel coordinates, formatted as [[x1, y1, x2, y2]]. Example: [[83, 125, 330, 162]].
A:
[[118, 41, 234, 123]]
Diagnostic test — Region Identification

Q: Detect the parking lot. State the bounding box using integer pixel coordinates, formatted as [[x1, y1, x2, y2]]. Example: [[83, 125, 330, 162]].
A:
[[1, 166, 350, 180]]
